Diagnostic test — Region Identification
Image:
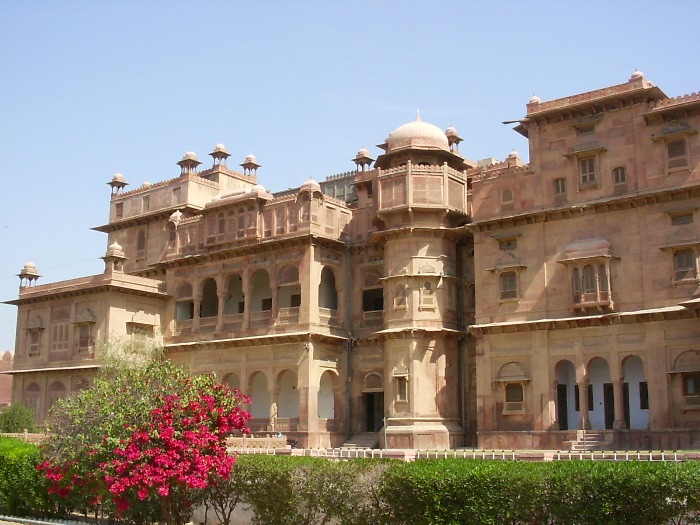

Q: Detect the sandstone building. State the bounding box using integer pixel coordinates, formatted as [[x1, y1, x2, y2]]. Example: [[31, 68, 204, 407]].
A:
[[5, 72, 699, 449]]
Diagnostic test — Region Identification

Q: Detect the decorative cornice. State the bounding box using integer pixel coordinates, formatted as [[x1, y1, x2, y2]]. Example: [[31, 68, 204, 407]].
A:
[[469, 305, 699, 336]]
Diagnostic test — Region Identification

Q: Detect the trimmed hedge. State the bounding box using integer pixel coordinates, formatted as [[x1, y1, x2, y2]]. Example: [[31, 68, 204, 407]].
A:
[[0, 437, 58, 517], [7, 444, 700, 524], [228, 456, 700, 525]]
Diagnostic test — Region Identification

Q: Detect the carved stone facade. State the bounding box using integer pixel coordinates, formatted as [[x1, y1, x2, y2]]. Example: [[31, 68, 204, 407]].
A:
[[470, 72, 700, 449], [5, 72, 699, 449]]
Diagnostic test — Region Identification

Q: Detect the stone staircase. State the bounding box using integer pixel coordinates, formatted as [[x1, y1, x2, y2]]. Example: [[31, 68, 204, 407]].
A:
[[340, 432, 379, 449], [565, 430, 614, 451]]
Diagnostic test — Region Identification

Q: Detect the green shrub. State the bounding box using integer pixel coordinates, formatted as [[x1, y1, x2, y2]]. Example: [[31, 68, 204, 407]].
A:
[[0, 404, 37, 433], [0, 437, 58, 517]]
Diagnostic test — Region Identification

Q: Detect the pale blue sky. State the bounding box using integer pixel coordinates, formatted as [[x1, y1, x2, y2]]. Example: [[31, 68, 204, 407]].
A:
[[1, 1, 699, 351]]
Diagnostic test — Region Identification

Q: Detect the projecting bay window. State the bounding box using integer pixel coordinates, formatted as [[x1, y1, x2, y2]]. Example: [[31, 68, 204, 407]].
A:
[[560, 238, 616, 312]]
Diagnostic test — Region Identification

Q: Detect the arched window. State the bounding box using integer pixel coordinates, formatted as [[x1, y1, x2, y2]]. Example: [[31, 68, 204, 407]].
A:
[[200, 278, 218, 318], [501, 188, 514, 211], [582, 265, 596, 293], [250, 270, 272, 312], [218, 212, 226, 235], [224, 274, 244, 315], [319, 266, 338, 310]]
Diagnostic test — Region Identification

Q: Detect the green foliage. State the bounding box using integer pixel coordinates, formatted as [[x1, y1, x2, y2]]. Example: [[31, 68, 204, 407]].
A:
[[0, 403, 37, 433], [231, 455, 394, 525], [0, 437, 62, 517]]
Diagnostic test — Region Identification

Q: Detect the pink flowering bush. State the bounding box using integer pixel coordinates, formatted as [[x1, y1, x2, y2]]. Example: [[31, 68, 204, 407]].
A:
[[39, 350, 250, 525]]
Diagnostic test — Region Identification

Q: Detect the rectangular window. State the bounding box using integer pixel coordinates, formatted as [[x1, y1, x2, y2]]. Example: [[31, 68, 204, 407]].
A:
[[667, 139, 688, 169], [362, 288, 384, 312], [674, 249, 697, 281], [77, 324, 94, 350], [51, 322, 70, 351], [499, 271, 518, 300], [671, 212, 694, 225], [290, 294, 301, 308], [613, 166, 627, 185], [115, 202, 124, 220], [554, 178, 567, 195], [579, 157, 596, 186], [142, 195, 150, 213], [639, 382, 649, 410], [683, 374, 700, 407], [396, 376, 408, 402], [28, 331, 40, 355], [261, 298, 272, 311]]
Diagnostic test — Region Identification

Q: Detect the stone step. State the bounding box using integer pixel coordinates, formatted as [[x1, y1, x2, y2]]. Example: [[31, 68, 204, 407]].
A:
[[341, 432, 379, 449]]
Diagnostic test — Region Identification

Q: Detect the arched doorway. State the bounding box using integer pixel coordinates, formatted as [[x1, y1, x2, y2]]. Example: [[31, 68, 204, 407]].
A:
[[622, 355, 649, 429], [588, 357, 613, 430], [362, 372, 384, 432], [555, 360, 576, 430], [247, 371, 270, 420]]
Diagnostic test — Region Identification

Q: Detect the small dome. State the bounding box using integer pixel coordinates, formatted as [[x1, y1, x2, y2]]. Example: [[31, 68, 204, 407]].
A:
[[106, 241, 125, 258], [445, 126, 458, 137], [182, 151, 198, 161], [529, 95, 541, 104], [508, 150, 520, 159], [631, 70, 644, 79], [245, 154, 257, 163], [300, 178, 321, 193], [23, 261, 36, 271], [357, 148, 370, 157], [386, 116, 450, 152], [112, 173, 125, 183], [214, 143, 227, 152], [251, 184, 267, 193], [142, 181, 152, 187]]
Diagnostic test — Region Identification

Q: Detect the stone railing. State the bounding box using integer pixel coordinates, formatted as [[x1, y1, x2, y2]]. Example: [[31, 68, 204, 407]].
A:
[[0, 431, 45, 444]]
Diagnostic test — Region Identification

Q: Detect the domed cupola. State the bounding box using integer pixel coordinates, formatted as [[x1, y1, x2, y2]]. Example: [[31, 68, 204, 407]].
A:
[[385, 115, 450, 153]]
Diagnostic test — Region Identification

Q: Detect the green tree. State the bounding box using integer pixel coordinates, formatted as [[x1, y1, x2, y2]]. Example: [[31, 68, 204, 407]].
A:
[[0, 403, 37, 433]]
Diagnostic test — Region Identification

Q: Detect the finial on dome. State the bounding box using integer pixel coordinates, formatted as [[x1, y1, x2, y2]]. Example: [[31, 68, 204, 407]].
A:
[[416, 109, 421, 122]]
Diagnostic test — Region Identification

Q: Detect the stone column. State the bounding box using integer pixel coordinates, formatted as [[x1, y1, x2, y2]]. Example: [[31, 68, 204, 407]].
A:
[[577, 378, 591, 430], [613, 378, 626, 429]]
